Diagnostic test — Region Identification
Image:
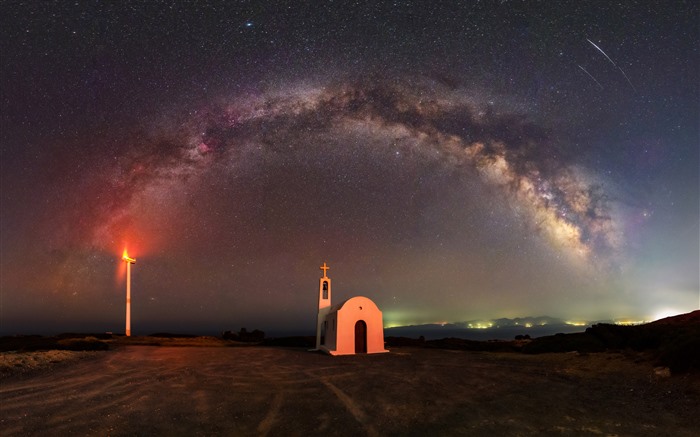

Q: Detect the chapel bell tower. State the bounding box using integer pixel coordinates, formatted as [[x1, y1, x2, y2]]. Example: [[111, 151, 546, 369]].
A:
[[315, 262, 332, 349], [319, 262, 331, 310]]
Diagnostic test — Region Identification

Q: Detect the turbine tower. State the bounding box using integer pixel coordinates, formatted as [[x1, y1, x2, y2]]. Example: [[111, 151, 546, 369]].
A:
[[122, 249, 136, 337]]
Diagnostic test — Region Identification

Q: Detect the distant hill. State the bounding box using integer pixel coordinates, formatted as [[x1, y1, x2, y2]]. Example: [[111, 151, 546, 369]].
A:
[[522, 310, 700, 373], [647, 310, 700, 326]]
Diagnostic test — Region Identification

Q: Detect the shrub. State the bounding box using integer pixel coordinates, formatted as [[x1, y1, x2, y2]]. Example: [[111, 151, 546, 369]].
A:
[[522, 332, 605, 354]]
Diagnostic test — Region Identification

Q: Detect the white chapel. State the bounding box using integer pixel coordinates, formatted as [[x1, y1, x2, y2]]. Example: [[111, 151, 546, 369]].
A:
[[314, 262, 389, 355]]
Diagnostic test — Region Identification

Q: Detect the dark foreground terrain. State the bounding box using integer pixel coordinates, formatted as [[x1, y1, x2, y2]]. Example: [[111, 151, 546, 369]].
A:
[[1, 345, 698, 436]]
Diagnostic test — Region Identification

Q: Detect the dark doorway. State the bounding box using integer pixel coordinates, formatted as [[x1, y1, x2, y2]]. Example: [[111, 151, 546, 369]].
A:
[[354, 320, 367, 353]]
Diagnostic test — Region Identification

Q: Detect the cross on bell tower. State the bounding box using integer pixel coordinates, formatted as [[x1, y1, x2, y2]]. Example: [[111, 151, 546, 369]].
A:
[[318, 262, 331, 307], [316, 262, 332, 349]]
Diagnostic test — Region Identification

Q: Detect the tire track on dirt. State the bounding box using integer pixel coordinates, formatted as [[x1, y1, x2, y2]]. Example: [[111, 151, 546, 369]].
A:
[[0, 372, 144, 411], [42, 389, 147, 430], [318, 376, 379, 437], [256, 391, 284, 437]]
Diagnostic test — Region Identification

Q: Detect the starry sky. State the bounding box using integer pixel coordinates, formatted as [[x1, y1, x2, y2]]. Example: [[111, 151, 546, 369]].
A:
[[1, 1, 698, 335]]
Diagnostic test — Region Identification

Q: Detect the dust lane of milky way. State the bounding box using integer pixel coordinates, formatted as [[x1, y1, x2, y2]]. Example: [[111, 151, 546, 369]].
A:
[[84, 80, 622, 269]]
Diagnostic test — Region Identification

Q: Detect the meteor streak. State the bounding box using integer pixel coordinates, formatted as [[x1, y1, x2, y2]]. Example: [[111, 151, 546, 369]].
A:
[[586, 38, 636, 92], [617, 66, 637, 92], [578, 65, 604, 90], [587, 38, 616, 66]]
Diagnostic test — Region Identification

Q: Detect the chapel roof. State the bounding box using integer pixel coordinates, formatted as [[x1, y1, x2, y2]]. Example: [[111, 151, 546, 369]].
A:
[[327, 295, 379, 314]]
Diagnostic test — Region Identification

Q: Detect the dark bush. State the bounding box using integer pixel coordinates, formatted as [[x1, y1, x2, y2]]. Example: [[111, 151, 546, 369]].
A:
[[1, 335, 109, 352], [655, 328, 700, 373], [222, 330, 238, 340], [522, 332, 605, 354], [0, 335, 53, 352], [149, 333, 197, 338], [426, 337, 520, 352], [57, 338, 109, 351], [585, 324, 630, 348], [224, 328, 265, 342], [57, 332, 113, 340], [262, 336, 315, 348], [384, 336, 428, 347]]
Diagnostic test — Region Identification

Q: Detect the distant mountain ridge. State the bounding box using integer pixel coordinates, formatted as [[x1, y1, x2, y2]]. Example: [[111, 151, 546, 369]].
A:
[[384, 310, 700, 373], [386, 316, 625, 340]]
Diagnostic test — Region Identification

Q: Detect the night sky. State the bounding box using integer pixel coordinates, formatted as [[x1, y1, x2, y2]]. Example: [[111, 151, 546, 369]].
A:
[[1, 1, 698, 335]]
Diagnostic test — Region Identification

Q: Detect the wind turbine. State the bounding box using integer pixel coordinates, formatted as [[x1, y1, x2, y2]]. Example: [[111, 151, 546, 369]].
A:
[[122, 249, 136, 336]]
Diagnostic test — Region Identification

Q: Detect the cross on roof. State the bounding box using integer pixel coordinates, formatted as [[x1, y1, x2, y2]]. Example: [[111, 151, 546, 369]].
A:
[[320, 262, 330, 278]]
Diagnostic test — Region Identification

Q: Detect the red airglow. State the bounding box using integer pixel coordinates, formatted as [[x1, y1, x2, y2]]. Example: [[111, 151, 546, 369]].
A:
[[116, 259, 126, 286]]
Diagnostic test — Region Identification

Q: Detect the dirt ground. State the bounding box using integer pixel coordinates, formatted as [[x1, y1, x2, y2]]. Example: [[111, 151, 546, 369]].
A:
[[1, 346, 698, 436]]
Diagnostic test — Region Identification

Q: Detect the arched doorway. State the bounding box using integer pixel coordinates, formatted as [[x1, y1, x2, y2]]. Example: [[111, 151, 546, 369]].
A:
[[354, 320, 367, 353]]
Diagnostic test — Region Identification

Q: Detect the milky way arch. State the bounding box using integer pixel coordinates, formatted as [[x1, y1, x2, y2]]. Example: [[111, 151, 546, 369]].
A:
[[92, 78, 622, 268]]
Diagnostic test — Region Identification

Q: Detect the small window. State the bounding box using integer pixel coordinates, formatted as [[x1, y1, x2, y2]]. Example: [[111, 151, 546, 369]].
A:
[[322, 281, 328, 299]]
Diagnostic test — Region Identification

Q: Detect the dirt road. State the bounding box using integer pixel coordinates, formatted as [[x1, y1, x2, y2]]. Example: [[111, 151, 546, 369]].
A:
[[1, 346, 698, 436]]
